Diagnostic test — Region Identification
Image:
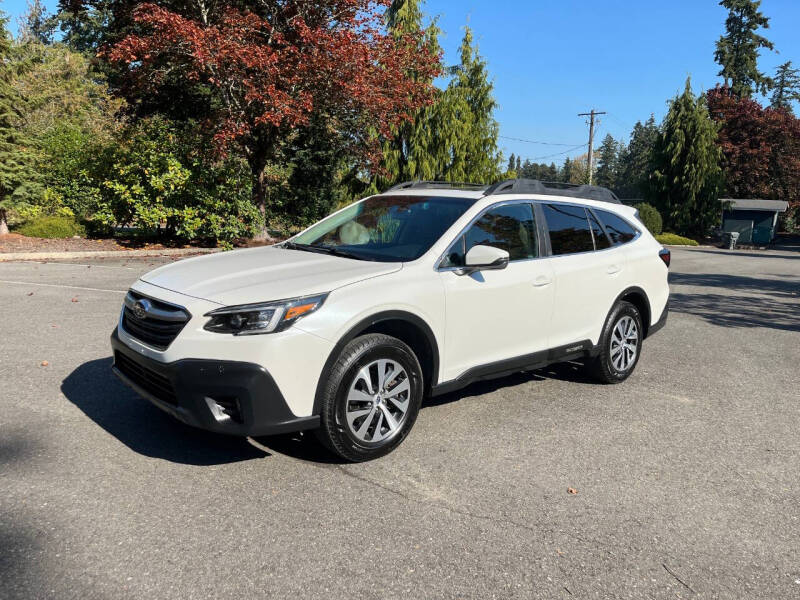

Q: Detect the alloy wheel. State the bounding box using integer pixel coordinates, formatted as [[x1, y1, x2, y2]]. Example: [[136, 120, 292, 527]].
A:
[[610, 316, 639, 372], [345, 359, 411, 443]]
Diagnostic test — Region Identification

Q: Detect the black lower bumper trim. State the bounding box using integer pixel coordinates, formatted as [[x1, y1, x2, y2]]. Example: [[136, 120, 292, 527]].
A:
[[647, 300, 669, 338], [111, 329, 319, 436]]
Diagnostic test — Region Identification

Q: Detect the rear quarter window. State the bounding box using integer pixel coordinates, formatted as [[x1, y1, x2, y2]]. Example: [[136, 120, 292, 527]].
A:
[[542, 204, 594, 255], [596, 209, 639, 245]]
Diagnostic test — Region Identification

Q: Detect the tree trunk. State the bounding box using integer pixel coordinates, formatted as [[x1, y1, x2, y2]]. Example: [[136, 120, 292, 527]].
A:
[[0, 209, 9, 236], [250, 151, 276, 243]]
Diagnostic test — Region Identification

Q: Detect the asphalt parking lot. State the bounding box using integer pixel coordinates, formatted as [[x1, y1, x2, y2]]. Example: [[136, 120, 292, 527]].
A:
[[1, 247, 799, 599]]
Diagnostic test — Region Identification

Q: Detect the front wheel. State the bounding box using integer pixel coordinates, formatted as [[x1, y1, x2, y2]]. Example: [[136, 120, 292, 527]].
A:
[[588, 301, 643, 384], [316, 334, 423, 462]]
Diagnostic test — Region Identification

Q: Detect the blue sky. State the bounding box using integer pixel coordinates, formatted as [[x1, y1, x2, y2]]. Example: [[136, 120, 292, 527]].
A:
[[4, 0, 799, 164]]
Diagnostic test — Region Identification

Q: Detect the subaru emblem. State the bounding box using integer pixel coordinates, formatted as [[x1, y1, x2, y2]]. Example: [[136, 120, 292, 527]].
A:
[[133, 299, 150, 320]]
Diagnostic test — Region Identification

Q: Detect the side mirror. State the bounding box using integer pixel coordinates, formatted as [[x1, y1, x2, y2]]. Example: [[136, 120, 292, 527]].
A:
[[460, 245, 510, 274]]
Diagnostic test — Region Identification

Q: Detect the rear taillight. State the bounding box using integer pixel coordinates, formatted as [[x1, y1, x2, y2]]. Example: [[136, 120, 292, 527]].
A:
[[659, 248, 671, 268]]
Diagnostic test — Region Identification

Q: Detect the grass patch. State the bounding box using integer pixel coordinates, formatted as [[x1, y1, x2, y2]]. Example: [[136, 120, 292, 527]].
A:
[[17, 216, 86, 239], [655, 232, 699, 246]]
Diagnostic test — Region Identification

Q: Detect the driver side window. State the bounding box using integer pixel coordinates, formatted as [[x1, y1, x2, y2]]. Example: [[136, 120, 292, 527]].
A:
[[442, 203, 538, 268]]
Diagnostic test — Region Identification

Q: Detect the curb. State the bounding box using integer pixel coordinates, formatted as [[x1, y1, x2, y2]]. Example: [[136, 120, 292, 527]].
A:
[[0, 247, 221, 262]]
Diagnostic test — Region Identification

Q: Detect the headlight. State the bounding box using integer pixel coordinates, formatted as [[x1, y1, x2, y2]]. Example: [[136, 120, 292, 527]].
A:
[[203, 293, 328, 336]]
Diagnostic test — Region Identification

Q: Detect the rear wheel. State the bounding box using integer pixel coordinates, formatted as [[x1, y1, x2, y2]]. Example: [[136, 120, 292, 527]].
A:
[[588, 301, 643, 384], [316, 334, 423, 462]]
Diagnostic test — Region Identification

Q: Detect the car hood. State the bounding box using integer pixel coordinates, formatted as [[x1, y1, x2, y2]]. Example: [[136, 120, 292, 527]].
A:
[[140, 246, 402, 306]]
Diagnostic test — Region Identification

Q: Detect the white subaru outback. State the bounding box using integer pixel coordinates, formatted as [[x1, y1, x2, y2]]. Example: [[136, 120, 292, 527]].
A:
[[111, 179, 670, 461]]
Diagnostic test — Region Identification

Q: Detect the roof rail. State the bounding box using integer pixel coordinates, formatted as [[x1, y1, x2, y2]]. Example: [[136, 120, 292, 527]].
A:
[[484, 179, 621, 204], [386, 181, 489, 192]]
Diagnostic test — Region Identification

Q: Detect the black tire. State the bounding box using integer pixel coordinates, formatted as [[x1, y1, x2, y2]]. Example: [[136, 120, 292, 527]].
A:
[[588, 301, 644, 384], [316, 333, 424, 462]]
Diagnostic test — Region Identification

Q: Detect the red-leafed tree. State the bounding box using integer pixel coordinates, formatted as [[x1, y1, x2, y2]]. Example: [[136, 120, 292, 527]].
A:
[[73, 1, 439, 230], [707, 85, 800, 207]]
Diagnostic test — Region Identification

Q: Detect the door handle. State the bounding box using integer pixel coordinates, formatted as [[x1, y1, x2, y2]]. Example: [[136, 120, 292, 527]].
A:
[[607, 265, 622, 275], [533, 276, 552, 288]]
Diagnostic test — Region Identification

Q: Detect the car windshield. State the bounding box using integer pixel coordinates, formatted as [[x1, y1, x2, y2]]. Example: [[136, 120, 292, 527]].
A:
[[288, 195, 478, 262]]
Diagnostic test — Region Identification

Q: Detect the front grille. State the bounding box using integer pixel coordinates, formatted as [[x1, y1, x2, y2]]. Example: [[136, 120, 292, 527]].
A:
[[121, 291, 189, 350], [114, 351, 178, 406]]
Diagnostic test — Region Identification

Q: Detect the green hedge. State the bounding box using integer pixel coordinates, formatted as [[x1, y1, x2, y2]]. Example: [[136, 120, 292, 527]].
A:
[[633, 202, 663, 235], [655, 232, 699, 246], [17, 216, 86, 239]]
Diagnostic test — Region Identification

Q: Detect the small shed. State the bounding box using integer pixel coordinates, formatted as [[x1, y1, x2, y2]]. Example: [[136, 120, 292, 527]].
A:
[[721, 199, 789, 245]]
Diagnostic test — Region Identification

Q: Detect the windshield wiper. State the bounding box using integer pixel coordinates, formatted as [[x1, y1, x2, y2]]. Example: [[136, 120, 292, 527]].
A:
[[282, 242, 369, 261]]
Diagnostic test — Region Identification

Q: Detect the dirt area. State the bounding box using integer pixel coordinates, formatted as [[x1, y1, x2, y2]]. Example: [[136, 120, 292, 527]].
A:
[[0, 233, 216, 254]]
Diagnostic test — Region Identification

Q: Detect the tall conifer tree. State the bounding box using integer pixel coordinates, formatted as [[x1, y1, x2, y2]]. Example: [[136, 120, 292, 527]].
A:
[[771, 62, 800, 113], [647, 79, 723, 237], [595, 134, 621, 191], [374, 0, 447, 188], [507, 152, 516, 174], [714, 0, 775, 98], [617, 116, 659, 199], [445, 27, 501, 183]]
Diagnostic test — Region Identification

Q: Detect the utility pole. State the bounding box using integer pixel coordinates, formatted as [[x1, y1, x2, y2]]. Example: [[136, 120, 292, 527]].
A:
[[578, 109, 606, 185]]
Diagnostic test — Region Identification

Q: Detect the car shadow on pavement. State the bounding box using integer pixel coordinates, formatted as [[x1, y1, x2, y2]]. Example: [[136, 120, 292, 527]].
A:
[[62, 358, 600, 466], [685, 248, 800, 260], [251, 432, 348, 464], [670, 272, 800, 332], [61, 358, 270, 465], [423, 361, 595, 409], [669, 272, 800, 296]]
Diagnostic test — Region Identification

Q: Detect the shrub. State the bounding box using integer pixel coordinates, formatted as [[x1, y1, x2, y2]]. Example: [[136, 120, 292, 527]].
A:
[[17, 215, 86, 239], [655, 232, 699, 246], [634, 202, 663, 235], [96, 117, 262, 244], [779, 205, 799, 233]]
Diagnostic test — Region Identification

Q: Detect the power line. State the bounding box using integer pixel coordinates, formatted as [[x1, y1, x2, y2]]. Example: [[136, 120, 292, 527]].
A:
[[527, 143, 588, 162], [499, 135, 584, 147], [605, 112, 635, 133]]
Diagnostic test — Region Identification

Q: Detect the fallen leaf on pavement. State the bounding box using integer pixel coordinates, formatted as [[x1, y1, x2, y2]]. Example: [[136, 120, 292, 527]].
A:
[[71, 297, 79, 303], [567, 487, 578, 495], [27, 292, 34, 296], [41, 361, 49, 367]]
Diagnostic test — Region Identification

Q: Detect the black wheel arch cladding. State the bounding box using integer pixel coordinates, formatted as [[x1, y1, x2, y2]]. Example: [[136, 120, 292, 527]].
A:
[[312, 310, 440, 415]]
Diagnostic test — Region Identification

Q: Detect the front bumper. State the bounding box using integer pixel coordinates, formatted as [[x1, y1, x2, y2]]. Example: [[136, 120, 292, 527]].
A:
[[111, 329, 319, 436]]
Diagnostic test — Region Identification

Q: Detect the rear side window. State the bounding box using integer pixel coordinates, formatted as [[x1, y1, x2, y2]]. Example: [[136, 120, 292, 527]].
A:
[[588, 210, 611, 250], [442, 203, 537, 267], [543, 204, 594, 255], [596, 210, 638, 245]]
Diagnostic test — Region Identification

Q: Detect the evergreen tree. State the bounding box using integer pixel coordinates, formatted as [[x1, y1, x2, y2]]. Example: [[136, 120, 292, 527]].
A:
[[515, 155, 521, 173], [617, 115, 659, 199], [19, 0, 56, 45], [55, 1, 113, 54], [0, 12, 43, 234], [714, 0, 775, 98], [445, 27, 502, 183], [545, 162, 558, 181], [595, 134, 620, 190], [771, 62, 800, 113], [507, 152, 516, 175], [372, 0, 450, 189], [647, 79, 723, 237], [274, 115, 349, 226], [560, 157, 573, 183]]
